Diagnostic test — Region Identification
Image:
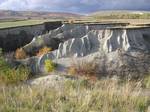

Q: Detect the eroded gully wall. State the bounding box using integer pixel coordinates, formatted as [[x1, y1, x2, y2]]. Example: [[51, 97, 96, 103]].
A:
[[0, 21, 62, 52]]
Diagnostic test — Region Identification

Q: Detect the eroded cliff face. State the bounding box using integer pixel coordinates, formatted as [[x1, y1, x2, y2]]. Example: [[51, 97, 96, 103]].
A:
[[0, 21, 62, 52], [23, 23, 128, 54], [16, 23, 150, 76]]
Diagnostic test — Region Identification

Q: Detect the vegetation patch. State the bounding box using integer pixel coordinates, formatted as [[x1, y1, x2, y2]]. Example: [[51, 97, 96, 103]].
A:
[[92, 13, 150, 19], [0, 19, 53, 29], [0, 77, 149, 112], [0, 66, 30, 84], [68, 60, 99, 78], [15, 48, 28, 59], [0, 48, 30, 84], [36, 46, 52, 57], [44, 59, 57, 73], [143, 75, 150, 89]]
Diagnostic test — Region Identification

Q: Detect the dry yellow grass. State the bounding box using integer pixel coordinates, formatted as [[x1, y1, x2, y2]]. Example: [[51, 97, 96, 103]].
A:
[[0, 77, 149, 112]]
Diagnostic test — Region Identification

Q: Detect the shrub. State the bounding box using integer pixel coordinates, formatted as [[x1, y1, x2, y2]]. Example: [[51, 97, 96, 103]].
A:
[[44, 59, 56, 73], [36, 46, 52, 57], [68, 60, 99, 77], [0, 66, 30, 84], [15, 48, 27, 59], [0, 48, 30, 84]]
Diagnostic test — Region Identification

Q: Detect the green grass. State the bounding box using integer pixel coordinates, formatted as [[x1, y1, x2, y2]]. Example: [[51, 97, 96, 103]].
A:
[[91, 13, 150, 19], [0, 19, 57, 29]]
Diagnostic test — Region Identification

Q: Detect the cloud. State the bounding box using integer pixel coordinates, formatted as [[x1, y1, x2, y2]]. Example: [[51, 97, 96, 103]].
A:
[[0, 0, 149, 13], [0, 0, 28, 10]]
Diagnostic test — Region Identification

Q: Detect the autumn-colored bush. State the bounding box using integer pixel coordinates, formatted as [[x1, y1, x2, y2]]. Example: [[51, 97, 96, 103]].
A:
[[36, 46, 52, 57], [68, 60, 99, 77], [15, 48, 27, 59]]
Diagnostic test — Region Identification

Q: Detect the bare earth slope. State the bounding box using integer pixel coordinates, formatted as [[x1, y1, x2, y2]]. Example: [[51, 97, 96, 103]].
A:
[[14, 22, 150, 77]]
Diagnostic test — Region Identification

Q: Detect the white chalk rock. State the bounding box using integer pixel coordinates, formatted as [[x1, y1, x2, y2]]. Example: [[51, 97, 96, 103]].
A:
[[19, 24, 150, 76]]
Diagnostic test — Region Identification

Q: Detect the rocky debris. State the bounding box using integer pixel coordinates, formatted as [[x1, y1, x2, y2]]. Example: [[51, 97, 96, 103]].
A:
[[16, 23, 150, 76]]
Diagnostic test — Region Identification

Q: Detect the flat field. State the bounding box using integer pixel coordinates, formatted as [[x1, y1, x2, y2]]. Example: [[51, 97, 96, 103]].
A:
[[1, 18, 150, 29], [0, 19, 58, 29]]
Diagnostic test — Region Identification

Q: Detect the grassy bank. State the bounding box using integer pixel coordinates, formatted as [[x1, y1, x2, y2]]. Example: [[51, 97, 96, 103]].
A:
[[0, 77, 149, 112]]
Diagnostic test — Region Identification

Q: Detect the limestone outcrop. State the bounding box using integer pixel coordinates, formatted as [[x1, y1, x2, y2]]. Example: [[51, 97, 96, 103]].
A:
[[16, 23, 150, 76]]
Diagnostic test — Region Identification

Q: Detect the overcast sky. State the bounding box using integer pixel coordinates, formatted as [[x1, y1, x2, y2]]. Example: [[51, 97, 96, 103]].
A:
[[0, 0, 149, 14]]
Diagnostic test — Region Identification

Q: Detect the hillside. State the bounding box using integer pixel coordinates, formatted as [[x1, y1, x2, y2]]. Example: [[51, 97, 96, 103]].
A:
[[0, 10, 82, 20], [89, 10, 150, 19]]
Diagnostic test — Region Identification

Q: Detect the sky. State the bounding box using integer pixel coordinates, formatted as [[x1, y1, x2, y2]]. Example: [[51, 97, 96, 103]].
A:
[[0, 0, 149, 14]]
